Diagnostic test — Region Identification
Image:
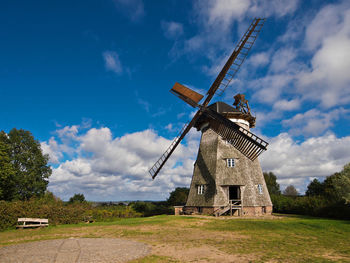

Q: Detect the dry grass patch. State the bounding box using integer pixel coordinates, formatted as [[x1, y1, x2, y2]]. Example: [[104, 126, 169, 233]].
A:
[[0, 215, 349, 262]]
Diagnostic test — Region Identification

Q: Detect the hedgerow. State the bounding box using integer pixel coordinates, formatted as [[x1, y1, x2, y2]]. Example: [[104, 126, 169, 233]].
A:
[[0, 195, 141, 231]]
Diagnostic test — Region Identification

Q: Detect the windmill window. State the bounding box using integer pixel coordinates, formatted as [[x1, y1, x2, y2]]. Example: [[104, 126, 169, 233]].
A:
[[227, 158, 235, 167], [197, 185, 204, 195], [257, 184, 263, 194]]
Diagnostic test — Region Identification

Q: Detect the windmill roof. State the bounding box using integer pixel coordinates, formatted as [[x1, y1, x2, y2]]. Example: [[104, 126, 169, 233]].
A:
[[208, 101, 240, 114], [206, 101, 256, 128]]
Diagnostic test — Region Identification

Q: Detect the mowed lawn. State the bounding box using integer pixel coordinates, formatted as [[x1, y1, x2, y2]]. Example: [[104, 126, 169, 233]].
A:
[[0, 215, 349, 262]]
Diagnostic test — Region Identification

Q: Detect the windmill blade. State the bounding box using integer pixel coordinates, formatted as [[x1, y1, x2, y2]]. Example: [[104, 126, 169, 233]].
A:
[[204, 108, 268, 161], [149, 111, 202, 179], [203, 18, 265, 107], [170, 82, 204, 108]]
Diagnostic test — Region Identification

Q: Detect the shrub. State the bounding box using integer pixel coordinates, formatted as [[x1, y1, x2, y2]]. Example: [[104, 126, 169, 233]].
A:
[[271, 194, 350, 219], [0, 197, 141, 231], [130, 201, 173, 217]]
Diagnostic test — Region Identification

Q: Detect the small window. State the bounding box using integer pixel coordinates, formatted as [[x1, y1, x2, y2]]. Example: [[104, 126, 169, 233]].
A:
[[197, 185, 204, 195], [257, 184, 263, 194], [227, 158, 235, 167]]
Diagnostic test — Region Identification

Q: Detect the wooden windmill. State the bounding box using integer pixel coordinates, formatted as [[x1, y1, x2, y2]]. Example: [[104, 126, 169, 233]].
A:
[[149, 18, 272, 216]]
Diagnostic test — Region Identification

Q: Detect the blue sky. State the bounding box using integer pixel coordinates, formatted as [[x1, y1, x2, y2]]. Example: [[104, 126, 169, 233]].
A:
[[1, 0, 350, 201]]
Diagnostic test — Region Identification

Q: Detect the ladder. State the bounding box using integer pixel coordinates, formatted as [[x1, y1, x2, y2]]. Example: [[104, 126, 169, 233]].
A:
[[216, 18, 266, 96], [149, 121, 189, 179]]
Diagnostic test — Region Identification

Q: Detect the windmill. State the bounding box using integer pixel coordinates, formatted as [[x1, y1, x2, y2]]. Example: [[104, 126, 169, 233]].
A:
[[149, 18, 272, 216]]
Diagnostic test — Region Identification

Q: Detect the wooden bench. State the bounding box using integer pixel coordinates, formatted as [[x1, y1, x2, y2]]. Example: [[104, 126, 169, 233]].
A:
[[16, 218, 49, 228]]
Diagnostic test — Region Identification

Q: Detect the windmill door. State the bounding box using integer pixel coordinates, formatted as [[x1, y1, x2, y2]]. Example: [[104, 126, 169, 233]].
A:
[[229, 186, 240, 200]]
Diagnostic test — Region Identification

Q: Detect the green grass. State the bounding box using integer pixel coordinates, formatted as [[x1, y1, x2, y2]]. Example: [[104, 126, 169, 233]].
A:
[[0, 214, 349, 262]]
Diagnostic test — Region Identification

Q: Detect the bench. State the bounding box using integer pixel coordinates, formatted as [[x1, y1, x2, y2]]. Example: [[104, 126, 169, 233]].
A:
[[17, 218, 49, 228]]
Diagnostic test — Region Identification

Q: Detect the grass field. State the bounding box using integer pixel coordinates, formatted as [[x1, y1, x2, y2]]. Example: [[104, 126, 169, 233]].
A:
[[0, 214, 349, 262]]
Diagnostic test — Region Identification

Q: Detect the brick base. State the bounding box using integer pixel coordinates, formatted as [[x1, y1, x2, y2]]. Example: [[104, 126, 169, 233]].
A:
[[183, 206, 215, 215], [183, 205, 272, 216], [174, 206, 184, 216], [242, 206, 273, 216]]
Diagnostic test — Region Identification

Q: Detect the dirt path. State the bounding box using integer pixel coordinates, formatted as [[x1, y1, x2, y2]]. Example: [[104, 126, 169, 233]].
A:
[[0, 238, 150, 263]]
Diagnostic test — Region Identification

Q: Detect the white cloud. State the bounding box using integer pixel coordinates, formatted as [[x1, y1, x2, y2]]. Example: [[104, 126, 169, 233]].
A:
[[282, 108, 348, 136], [44, 124, 350, 199], [190, 1, 350, 117], [228, 1, 350, 124], [304, 3, 347, 51], [249, 0, 299, 18], [200, 0, 250, 30], [137, 98, 150, 112], [269, 48, 297, 74], [103, 51, 123, 75], [247, 52, 270, 68], [273, 99, 300, 111], [251, 74, 295, 104], [46, 126, 200, 201], [297, 2, 350, 108], [113, 0, 145, 22], [56, 125, 79, 141], [41, 137, 63, 164], [41, 125, 84, 164], [161, 21, 184, 39], [195, 0, 298, 32], [168, 0, 299, 72], [260, 132, 350, 192]]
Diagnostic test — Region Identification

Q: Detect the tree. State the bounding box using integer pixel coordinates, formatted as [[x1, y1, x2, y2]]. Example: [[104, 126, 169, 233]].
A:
[[68, 193, 86, 203], [0, 133, 16, 201], [306, 179, 324, 196], [305, 164, 350, 204], [283, 185, 299, 196], [167, 187, 190, 206], [0, 128, 51, 200], [333, 163, 350, 204], [263, 172, 281, 195]]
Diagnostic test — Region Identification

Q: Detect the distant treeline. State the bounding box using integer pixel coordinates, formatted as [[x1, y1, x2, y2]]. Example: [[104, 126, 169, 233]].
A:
[[264, 162, 350, 220]]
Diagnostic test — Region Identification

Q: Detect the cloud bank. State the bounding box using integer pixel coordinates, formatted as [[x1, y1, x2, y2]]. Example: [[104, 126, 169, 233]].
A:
[[42, 123, 350, 200]]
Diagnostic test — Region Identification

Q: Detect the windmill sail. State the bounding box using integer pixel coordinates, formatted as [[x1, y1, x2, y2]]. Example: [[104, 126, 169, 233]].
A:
[[203, 18, 265, 106], [170, 82, 204, 108], [204, 108, 268, 160], [149, 112, 202, 179]]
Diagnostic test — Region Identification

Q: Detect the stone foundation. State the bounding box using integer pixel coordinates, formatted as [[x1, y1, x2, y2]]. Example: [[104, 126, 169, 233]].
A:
[[174, 206, 184, 216], [242, 205, 273, 216], [183, 206, 215, 215], [182, 205, 272, 216]]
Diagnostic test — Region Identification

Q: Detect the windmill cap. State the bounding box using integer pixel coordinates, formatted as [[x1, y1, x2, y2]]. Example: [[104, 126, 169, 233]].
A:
[[208, 101, 256, 128]]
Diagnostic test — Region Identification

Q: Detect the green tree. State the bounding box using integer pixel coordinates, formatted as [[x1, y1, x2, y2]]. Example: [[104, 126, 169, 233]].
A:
[[283, 185, 299, 196], [0, 133, 16, 201], [263, 172, 281, 195], [306, 178, 324, 196], [68, 193, 86, 203], [322, 172, 343, 202], [333, 163, 350, 204], [167, 187, 189, 206], [1, 128, 52, 200]]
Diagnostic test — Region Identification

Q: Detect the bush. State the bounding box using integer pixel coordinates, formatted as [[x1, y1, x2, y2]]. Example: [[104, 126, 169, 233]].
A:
[[131, 201, 173, 217], [0, 196, 141, 231], [271, 194, 350, 219], [88, 204, 141, 221]]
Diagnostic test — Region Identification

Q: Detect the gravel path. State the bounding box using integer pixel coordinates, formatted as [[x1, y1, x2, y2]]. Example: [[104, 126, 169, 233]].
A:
[[0, 238, 150, 263]]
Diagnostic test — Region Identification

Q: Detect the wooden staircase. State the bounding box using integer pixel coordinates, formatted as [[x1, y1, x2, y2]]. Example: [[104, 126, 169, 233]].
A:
[[214, 199, 243, 217]]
